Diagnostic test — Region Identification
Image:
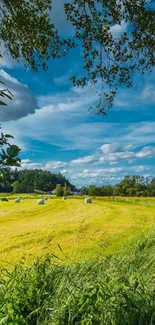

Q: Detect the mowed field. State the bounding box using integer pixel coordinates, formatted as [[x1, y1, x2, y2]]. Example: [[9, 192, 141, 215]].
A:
[[1, 196, 155, 266]]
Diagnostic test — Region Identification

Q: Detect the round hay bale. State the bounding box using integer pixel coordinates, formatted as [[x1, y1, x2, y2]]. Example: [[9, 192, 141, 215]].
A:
[[62, 196, 67, 200], [38, 199, 45, 205], [44, 197, 48, 201], [15, 198, 20, 203], [85, 198, 92, 204]]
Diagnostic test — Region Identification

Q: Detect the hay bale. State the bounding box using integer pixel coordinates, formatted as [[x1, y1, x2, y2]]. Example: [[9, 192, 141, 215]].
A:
[[44, 197, 48, 201], [38, 199, 45, 205], [1, 198, 9, 202], [62, 196, 67, 200], [85, 198, 92, 204], [15, 198, 20, 203]]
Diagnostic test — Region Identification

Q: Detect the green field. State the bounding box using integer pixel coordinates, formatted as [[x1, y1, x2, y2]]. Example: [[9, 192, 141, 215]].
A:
[[1, 195, 155, 266], [1, 196, 155, 324]]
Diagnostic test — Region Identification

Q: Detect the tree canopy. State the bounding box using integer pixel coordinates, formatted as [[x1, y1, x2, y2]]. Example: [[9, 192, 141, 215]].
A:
[[0, 1, 154, 172], [84, 175, 155, 197], [0, 0, 154, 114], [65, 0, 155, 113], [1, 169, 155, 197], [55, 184, 64, 197], [0, 168, 76, 193], [0, 0, 74, 72]]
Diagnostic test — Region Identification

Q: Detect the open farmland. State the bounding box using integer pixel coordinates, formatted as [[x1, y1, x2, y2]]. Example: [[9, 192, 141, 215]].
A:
[[1, 196, 155, 266]]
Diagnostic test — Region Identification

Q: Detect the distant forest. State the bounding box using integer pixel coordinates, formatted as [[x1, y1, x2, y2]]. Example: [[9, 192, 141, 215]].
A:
[[0, 168, 76, 193], [81, 176, 155, 197], [0, 169, 155, 197]]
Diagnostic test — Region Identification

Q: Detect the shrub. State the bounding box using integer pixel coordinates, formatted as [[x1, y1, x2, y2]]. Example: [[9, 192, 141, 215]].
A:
[[1, 198, 8, 202]]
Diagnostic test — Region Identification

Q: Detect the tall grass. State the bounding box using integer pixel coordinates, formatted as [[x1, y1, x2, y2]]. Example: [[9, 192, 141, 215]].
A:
[[1, 228, 155, 324]]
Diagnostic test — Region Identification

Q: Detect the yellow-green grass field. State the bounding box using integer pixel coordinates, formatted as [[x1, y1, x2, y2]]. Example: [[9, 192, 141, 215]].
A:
[[1, 195, 155, 267]]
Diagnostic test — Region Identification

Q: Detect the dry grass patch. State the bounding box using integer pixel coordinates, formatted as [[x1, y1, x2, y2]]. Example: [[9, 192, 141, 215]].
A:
[[0, 197, 155, 265]]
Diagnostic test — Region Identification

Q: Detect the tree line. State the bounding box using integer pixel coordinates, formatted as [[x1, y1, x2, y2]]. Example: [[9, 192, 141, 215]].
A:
[[0, 168, 76, 194], [81, 176, 155, 197], [1, 170, 155, 197]]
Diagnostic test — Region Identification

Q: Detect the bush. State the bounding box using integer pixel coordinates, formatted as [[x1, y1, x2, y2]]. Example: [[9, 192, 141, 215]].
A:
[[1, 198, 8, 202], [55, 184, 63, 197]]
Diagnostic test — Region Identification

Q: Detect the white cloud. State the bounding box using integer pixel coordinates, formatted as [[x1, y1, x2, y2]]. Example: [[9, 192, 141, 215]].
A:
[[45, 161, 67, 169], [15, 155, 154, 187], [141, 85, 155, 102], [114, 82, 155, 110], [100, 143, 122, 154], [60, 169, 68, 174], [38, 84, 98, 114], [70, 168, 124, 181], [110, 21, 128, 38], [97, 143, 155, 165], [98, 151, 135, 165], [136, 146, 155, 158], [20, 159, 43, 169], [99, 143, 135, 164], [132, 166, 147, 173], [71, 155, 96, 165], [123, 122, 155, 146], [0, 70, 38, 121], [1, 68, 155, 178]]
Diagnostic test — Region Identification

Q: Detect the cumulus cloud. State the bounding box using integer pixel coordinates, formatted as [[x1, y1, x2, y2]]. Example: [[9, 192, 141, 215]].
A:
[[19, 159, 68, 172], [99, 151, 135, 165], [68, 164, 154, 187], [99, 143, 135, 164], [0, 70, 38, 121], [2, 68, 154, 152], [99, 143, 155, 165], [136, 146, 155, 158], [45, 161, 67, 169], [71, 155, 96, 165], [1, 69, 155, 187], [100, 143, 122, 154], [20, 159, 43, 169], [16, 154, 154, 187]]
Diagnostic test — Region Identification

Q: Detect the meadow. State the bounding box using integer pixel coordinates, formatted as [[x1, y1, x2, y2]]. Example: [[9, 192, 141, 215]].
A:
[[1, 196, 155, 324], [1, 195, 155, 266]]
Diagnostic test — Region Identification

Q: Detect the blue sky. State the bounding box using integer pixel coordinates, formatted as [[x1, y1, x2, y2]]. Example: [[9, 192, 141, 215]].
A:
[[0, 0, 155, 187]]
